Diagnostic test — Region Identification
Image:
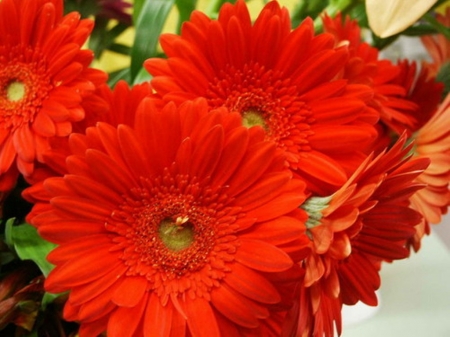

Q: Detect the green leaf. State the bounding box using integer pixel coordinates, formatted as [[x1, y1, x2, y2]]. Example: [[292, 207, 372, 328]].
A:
[[132, 0, 146, 24], [175, 0, 198, 33], [205, 0, 235, 18], [133, 67, 153, 85], [5, 221, 56, 277], [130, 0, 176, 82], [291, 0, 328, 28], [437, 62, 450, 99], [108, 43, 132, 55], [41, 292, 64, 310], [4, 218, 14, 249], [89, 19, 131, 59], [108, 67, 131, 87]]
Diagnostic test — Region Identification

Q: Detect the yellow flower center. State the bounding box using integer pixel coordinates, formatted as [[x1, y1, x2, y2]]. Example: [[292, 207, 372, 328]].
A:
[[6, 81, 26, 102], [158, 216, 195, 251]]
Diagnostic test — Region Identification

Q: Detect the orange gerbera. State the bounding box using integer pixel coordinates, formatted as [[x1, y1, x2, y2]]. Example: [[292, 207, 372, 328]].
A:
[[144, 0, 379, 195], [0, 0, 106, 190], [408, 93, 450, 251], [421, 7, 450, 79], [286, 135, 429, 336], [29, 98, 310, 336]]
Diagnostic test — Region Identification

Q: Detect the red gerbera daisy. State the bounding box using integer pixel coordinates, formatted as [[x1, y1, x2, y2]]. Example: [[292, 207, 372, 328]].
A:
[[23, 80, 154, 219], [144, 0, 379, 195], [73, 80, 154, 134], [0, 0, 107, 190], [408, 93, 450, 251], [371, 59, 444, 151], [29, 98, 310, 336], [322, 13, 420, 135], [390, 59, 443, 131], [286, 135, 429, 336]]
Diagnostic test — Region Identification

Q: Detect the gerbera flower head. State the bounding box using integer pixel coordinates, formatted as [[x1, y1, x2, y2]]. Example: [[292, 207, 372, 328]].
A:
[[391, 59, 443, 131], [408, 93, 450, 251], [288, 134, 429, 336], [145, 0, 379, 195], [29, 98, 310, 336], [23, 80, 154, 221], [421, 7, 450, 79], [74, 80, 154, 133], [322, 13, 420, 135], [0, 0, 107, 189]]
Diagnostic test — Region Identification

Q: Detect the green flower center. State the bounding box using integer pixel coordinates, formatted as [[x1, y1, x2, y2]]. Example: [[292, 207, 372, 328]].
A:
[[242, 110, 268, 129], [158, 216, 195, 251], [6, 81, 26, 102]]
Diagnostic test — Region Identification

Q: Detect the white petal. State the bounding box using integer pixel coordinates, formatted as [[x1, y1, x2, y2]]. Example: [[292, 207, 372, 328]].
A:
[[366, 0, 438, 38]]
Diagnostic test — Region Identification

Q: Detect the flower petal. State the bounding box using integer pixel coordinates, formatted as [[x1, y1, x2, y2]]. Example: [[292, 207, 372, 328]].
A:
[[235, 239, 293, 272]]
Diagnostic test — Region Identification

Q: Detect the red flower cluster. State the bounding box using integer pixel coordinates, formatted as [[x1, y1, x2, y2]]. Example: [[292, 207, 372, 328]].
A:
[[1, 0, 449, 336]]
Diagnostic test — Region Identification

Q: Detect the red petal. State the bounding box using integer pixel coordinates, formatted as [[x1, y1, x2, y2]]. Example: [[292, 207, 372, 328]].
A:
[[237, 171, 291, 210], [0, 136, 16, 174], [235, 239, 293, 272], [297, 150, 347, 186], [185, 297, 220, 337], [143, 293, 173, 337], [32, 112, 56, 137], [117, 125, 153, 179], [111, 276, 148, 307], [85, 149, 137, 195], [225, 142, 277, 196], [210, 126, 249, 186], [189, 125, 224, 178], [69, 263, 125, 305], [224, 263, 280, 303], [107, 292, 148, 337], [63, 174, 123, 207], [50, 195, 111, 220], [239, 216, 304, 246], [210, 285, 260, 328], [13, 124, 35, 163], [244, 179, 306, 221], [45, 247, 121, 293], [39, 220, 106, 243]]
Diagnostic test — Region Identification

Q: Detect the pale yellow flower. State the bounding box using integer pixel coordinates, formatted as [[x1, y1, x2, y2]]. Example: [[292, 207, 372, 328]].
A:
[[366, 0, 438, 38]]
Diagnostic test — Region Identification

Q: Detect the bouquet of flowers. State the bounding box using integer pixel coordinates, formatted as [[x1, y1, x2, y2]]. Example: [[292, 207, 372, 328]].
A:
[[1, 0, 449, 336]]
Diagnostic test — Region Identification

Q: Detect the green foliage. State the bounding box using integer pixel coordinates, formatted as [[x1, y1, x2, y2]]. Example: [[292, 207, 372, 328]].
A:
[[437, 62, 450, 99], [89, 19, 131, 59], [176, 0, 198, 32], [130, 0, 176, 82], [4, 220, 56, 277]]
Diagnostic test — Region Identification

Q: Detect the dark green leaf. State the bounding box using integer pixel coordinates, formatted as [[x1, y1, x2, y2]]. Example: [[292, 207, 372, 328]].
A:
[[130, 0, 176, 81], [41, 292, 63, 310], [89, 20, 131, 59], [291, 0, 328, 28], [437, 62, 450, 99], [175, 0, 198, 33], [109, 43, 132, 55], [108, 68, 131, 87], [204, 0, 236, 18]]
